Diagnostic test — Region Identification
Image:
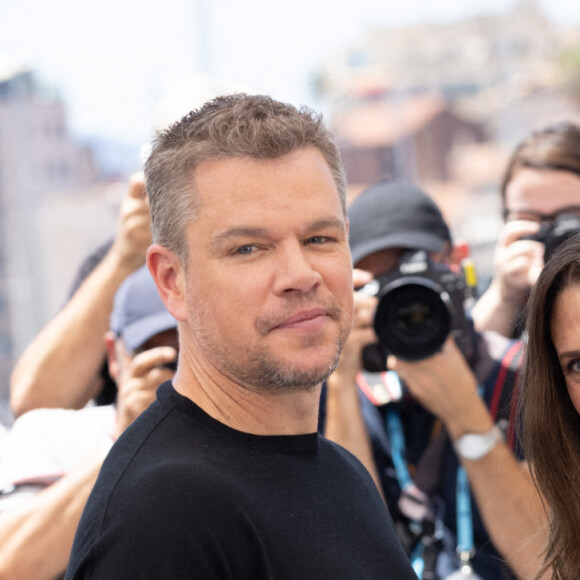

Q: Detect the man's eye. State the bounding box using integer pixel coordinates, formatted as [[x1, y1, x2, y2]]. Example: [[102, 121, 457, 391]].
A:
[[307, 236, 329, 244], [235, 245, 256, 255]]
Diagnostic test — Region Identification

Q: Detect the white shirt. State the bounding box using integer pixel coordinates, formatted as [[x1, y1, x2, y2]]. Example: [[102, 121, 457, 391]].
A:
[[0, 405, 115, 510]]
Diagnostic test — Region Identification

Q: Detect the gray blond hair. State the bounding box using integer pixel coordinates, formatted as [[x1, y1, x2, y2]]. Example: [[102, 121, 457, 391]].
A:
[[144, 93, 346, 263]]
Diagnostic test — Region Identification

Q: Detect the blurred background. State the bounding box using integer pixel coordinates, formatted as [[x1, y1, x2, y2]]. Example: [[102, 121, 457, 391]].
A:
[[1, 0, 580, 414]]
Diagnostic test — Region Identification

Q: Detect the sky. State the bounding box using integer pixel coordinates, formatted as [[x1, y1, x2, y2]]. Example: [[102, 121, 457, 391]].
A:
[[2, 0, 580, 146]]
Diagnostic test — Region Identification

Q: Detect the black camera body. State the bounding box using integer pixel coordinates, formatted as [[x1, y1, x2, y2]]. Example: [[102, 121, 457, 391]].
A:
[[522, 213, 580, 261], [361, 250, 474, 366]]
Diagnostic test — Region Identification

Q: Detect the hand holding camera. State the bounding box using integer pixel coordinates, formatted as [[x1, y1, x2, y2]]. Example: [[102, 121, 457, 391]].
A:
[[488, 220, 544, 310], [328, 269, 378, 385], [111, 172, 153, 274], [494, 211, 580, 306], [359, 250, 475, 369], [112, 346, 177, 439], [387, 336, 490, 436], [519, 212, 580, 261]]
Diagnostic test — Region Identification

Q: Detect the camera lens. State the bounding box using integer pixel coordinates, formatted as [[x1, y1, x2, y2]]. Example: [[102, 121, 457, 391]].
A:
[[374, 277, 451, 361]]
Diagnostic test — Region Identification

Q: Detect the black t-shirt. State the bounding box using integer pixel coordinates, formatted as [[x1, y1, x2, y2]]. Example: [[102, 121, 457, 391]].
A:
[[66, 382, 416, 580]]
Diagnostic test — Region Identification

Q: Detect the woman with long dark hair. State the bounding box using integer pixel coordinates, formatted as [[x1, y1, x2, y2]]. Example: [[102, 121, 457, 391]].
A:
[[521, 233, 580, 579]]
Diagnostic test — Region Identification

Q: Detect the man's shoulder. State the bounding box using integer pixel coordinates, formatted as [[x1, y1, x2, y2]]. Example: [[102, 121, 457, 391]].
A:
[[107, 445, 237, 505], [318, 434, 388, 498], [100, 396, 244, 501], [319, 432, 366, 464]]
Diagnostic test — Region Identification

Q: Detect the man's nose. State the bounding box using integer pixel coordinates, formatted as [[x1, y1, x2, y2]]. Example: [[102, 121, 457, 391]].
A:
[[272, 242, 322, 295]]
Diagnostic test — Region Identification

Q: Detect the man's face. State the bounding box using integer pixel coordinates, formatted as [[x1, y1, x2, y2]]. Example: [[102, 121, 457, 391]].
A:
[[505, 168, 580, 222], [180, 147, 353, 393]]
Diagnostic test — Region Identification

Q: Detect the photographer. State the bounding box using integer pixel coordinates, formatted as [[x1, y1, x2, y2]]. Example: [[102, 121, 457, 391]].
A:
[[323, 180, 547, 579], [472, 122, 580, 338], [0, 265, 177, 579], [10, 172, 152, 416]]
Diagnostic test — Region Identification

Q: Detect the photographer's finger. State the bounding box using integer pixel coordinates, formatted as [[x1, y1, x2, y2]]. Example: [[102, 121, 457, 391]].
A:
[[353, 295, 377, 328], [353, 268, 374, 289], [127, 171, 146, 200], [129, 346, 178, 377], [500, 220, 541, 247]]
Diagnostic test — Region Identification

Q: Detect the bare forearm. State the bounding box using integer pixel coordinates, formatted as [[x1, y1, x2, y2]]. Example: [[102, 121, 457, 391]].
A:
[[324, 373, 384, 499], [0, 453, 104, 580], [11, 250, 137, 415], [436, 394, 546, 578], [391, 338, 547, 578], [460, 445, 548, 580], [471, 282, 521, 337]]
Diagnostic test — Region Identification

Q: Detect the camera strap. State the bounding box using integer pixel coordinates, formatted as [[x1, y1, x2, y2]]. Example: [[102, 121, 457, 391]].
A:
[[450, 467, 481, 579], [443, 387, 488, 580], [385, 372, 445, 579], [489, 339, 524, 450], [386, 404, 434, 578], [384, 372, 482, 579]]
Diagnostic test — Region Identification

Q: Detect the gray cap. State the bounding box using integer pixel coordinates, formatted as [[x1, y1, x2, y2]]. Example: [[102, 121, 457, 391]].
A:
[[110, 265, 177, 352], [348, 180, 452, 265]]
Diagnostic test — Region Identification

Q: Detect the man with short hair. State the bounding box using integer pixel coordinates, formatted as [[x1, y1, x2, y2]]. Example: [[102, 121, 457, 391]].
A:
[[0, 265, 177, 580], [66, 95, 415, 579]]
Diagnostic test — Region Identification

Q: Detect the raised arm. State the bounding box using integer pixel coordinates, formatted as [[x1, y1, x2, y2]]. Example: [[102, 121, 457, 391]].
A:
[[389, 338, 548, 580], [0, 451, 105, 580], [10, 173, 151, 416], [0, 342, 176, 579], [324, 269, 385, 497], [471, 220, 543, 337]]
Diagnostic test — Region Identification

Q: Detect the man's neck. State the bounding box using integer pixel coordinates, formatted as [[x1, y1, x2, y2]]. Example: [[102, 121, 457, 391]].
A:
[[172, 351, 322, 436]]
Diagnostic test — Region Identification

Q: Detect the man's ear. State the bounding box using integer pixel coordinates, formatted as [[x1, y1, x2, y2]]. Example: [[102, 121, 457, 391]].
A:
[[147, 244, 188, 322], [105, 331, 121, 383]]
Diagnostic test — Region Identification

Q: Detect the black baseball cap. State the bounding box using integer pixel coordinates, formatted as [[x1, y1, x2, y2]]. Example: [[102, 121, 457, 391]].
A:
[[348, 180, 452, 265], [110, 265, 177, 352]]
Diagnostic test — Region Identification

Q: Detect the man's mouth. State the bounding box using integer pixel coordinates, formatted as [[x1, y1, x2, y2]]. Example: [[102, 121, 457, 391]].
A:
[[273, 308, 328, 331]]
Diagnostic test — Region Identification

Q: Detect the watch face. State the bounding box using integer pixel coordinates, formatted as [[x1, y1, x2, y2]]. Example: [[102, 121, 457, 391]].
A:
[[454, 427, 502, 460]]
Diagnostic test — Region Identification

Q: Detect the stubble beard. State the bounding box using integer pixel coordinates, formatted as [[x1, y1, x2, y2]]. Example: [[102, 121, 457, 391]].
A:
[[240, 335, 345, 392], [190, 303, 347, 394]]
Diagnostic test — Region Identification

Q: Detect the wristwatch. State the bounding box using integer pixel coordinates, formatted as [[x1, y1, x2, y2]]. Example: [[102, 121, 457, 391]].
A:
[[453, 425, 503, 461]]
